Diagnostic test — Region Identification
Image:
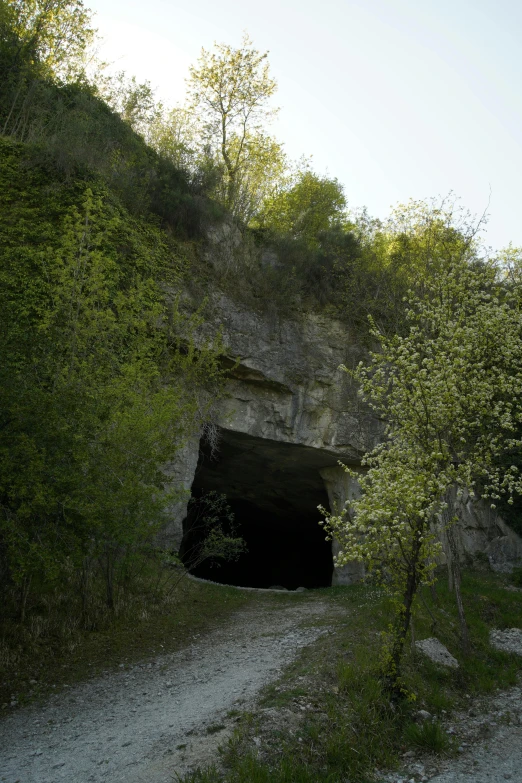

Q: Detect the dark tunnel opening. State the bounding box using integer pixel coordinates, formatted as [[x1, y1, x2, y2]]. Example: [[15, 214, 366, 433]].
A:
[[179, 429, 334, 590]]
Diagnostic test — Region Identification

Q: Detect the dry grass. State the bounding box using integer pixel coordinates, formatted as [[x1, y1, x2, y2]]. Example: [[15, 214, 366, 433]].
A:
[[0, 560, 251, 710]]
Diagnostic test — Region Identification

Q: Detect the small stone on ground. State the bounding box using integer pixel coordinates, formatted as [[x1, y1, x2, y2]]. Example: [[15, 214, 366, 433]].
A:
[[415, 637, 459, 668]]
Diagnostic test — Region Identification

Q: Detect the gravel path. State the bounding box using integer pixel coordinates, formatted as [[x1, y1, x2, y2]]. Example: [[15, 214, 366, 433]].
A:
[[384, 628, 522, 783], [427, 683, 522, 783], [386, 683, 522, 783], [0, 598, 330, 783], [3, 597, 521, 783]]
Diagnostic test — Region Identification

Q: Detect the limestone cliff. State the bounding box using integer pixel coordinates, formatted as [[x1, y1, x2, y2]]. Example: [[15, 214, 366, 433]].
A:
[[162, 289, 522, 586]]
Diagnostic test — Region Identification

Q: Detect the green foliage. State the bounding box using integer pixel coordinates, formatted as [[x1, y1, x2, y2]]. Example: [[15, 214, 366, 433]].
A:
[[0, 137, 224, 611], [510, 567, 522, 587], [213, 131, 286, 225], [323, 204, 522, 686], [336, 197, 484, 334], [233, 197, 485, 329], [0, 0, 95, 149], [180, 491, 247, 572], [0, 5, 220, 238], [100, 71, 159, 137], [260, 227, 363, 307], [2, 0, 95, 82], [1, 77, 218, 236], [375, 197, 478, 281], [147, 106, 201, 172], [256, 169, 348, 247]]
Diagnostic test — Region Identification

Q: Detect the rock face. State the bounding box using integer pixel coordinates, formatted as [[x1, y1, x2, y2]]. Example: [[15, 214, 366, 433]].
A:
[[207, 293, 378, 455], [164, 292, 522, 586], [439, 487, 522, 574], [164, 293, 381, 585]]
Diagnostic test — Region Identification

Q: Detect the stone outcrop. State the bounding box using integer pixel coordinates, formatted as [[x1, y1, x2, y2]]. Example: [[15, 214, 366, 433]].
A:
[[164, 290, 522, 584], [444, 487, 522, 573], [415, 638, 460, 668], [205, 293, 379, 455]]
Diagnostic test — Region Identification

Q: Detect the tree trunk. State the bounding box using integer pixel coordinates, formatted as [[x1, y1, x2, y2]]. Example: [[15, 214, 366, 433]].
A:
[[446, 534, 454, 592], [389, 566, 417, 679], [220, 114, 237, 210], [18, 574, 31, 623], [79, 556, 92, 622], [446, 524, 470, 654], [384, 547, 420, 696], [104, 547, 115, 611]]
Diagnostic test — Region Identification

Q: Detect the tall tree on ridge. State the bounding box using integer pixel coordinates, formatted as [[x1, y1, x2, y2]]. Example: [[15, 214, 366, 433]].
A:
[[187, 33, 281, 219]]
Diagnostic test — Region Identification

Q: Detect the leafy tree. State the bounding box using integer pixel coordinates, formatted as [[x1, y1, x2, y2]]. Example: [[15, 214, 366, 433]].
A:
[[187, 33, 279, 217], [148, 105, 200, 172], [322, 222, 522, 692], [1, 0, 96, 140], [376, 197, 480, 294], [180, 491, 247, 573], [334, 196, 484, 335], [101, 71, 160, 138], [211, 130, 286, 224], [0, 138, 224, 613], [2, 0, 95, 81], [257, 168, 348, 247]]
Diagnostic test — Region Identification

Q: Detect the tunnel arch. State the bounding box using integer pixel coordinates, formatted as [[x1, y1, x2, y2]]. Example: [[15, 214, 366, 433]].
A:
[[180, 428, 336, 589]]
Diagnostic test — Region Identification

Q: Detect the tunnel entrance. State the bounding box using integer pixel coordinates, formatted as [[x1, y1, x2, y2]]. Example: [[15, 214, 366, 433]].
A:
[[180, 429, 335, 589]]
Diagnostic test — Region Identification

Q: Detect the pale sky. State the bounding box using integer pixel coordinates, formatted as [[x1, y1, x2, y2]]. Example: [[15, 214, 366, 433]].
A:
[[87, 0, 522, 253]]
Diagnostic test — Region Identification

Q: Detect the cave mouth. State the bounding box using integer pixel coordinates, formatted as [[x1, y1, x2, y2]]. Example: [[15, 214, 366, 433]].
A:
[[180, 428, 334, 590]]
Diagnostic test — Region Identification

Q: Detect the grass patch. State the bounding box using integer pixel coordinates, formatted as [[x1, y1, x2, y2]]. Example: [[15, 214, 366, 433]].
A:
[[181, 568, 521, 783], [207, 724, 227, 735], [404, 720, 451, 752], [510, 567, 522, 588]]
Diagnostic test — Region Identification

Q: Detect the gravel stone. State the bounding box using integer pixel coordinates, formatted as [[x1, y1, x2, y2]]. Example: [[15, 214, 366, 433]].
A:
[[489, 628, 522, 656]]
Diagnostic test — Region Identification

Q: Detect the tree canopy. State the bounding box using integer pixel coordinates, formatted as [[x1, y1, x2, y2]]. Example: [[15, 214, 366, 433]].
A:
[[255, 168, 349, 247], [187, 33, 280, 218], [1, 0, 95, 81], [322, 206, 522, 688]]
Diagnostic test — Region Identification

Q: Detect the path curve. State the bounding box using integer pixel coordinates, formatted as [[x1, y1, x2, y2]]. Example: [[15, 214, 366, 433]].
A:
[[0, 598, 329, 783]]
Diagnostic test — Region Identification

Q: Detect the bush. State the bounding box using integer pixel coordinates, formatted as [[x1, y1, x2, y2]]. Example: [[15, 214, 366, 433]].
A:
[[0, 65, 217, 238]]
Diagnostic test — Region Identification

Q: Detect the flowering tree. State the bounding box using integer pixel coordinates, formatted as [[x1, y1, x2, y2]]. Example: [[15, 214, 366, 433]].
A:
[[323, 250, 522, 690]]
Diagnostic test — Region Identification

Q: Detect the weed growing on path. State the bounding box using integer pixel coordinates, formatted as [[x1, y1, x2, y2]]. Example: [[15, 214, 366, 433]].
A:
[[404, 720, 450, 752]]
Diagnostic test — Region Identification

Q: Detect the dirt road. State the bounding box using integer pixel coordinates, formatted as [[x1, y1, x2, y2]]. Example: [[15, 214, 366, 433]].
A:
[[0, 596, 330, 783]]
